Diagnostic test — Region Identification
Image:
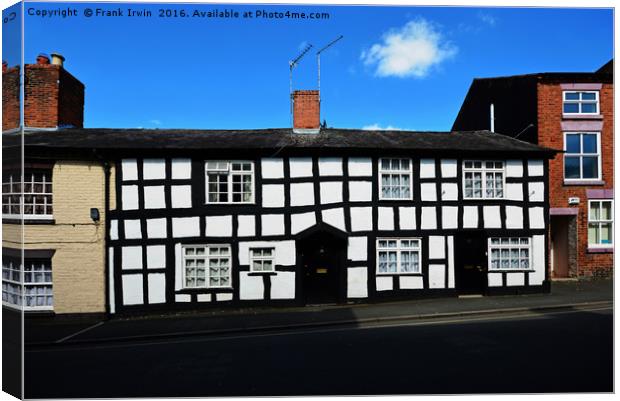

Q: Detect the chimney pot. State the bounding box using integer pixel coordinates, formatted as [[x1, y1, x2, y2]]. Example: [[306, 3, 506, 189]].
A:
[[2, 60, 7, 73], [50, 52, 65, 67], [36, 53, 50, 65]]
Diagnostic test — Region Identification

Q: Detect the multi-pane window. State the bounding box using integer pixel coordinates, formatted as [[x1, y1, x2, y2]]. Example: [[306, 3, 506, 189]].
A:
[[563, 91, 599, 115], [2, 257, 53, 310], [205, 161, 254, 204], [588, 200, 613, 247], [249, 248, 275, 272], [489, 238, 531, 270], [376, 239, 421, 274], [564, 133, 600, 180], [182, 245, 231, 289], [2, 170, 53, 219], [379, 158, 412, 200], [463, 161, 504, 199]]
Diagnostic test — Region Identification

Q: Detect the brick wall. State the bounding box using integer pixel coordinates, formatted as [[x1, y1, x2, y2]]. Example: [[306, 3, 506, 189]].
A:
[[2, 66, 20, 130], [537, 82, 613, 278], [293, 90, 320, 129]]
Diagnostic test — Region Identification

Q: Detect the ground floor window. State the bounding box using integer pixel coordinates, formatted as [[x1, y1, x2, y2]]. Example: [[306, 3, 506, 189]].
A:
[[182, 245, 231, 288], [249, 247, 275, 272], [2, 256, 53, 310], [489, 238, 531, 270], [588, 200, 613, 247], [377, 238, 421, 274]]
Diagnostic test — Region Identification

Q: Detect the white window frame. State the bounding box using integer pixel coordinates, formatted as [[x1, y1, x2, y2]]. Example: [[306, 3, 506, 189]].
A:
[[378, 158, 413, 201], [587, 200, 613, 248], [205, 161, 255, 204], [488, 237, 532, 271], [249, 247, 276, 273], [2, 170, 54, 220], [376, 238, 422, 275], [181, 244, 232, 289], [562, 91, 600, 116], [462, 161, 505, 200], [2, 257, 54, 311], [563, 132, 602, 181]]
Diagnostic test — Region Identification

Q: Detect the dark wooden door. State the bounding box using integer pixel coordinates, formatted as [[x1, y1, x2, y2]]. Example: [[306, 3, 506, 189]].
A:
[[455, 232, 487, 295], [300, 240, 342, 305]]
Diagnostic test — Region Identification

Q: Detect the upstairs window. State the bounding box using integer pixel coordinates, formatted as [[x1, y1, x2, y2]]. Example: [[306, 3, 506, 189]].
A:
[[205, 161, 254, 204], [463, 161, 504, 199], [564, 132, 600, 181], [376, 238, 421, 274], [489, 238, 531, 271], [182, 245, 231, 289], [2, 170, 53, 220], [563, 91, 599, 115], [588, 200, 613, 247], [249, 247, 275, 273], [379, 158, 413, 200]]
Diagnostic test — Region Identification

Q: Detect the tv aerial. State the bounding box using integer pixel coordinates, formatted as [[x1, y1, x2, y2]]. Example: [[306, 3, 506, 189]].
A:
[[316, 35, 343, 98]]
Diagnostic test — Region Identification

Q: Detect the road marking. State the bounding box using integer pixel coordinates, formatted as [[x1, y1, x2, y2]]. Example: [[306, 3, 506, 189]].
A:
[[27, 305, 611, 353], [54, 321, 105, 344]]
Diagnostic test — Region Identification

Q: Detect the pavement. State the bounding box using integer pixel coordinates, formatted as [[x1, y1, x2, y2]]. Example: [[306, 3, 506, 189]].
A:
[[22, 278, 613, 346]]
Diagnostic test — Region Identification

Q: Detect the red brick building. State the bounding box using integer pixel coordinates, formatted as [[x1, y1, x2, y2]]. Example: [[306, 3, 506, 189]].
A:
[[452, 60, 613, 279]]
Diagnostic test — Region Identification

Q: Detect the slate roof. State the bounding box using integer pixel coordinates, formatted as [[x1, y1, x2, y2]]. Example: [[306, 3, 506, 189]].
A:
[[2, 128, 557, 156]]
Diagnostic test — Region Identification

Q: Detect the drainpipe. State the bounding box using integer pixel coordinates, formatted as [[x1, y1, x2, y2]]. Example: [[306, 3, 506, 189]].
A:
[[93, 149, 112, 316], [490, 103, 495, 133]]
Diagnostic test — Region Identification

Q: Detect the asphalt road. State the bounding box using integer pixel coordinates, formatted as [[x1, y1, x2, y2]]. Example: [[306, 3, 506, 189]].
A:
[[24, 306, 613, 397]]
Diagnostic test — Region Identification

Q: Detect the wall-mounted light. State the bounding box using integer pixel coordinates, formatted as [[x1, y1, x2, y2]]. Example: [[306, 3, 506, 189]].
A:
[[90, 208, 100, 222]]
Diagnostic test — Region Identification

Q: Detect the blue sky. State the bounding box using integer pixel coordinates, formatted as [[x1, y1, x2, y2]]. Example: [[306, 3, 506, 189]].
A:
[[7, 1, 614, 130]]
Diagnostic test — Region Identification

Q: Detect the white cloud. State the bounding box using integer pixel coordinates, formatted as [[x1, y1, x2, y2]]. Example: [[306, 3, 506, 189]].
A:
[[478, 12, 497, 26], [361, 18, 457, 78], [149, 119, 162, 125], [362, 123, 403, 131]]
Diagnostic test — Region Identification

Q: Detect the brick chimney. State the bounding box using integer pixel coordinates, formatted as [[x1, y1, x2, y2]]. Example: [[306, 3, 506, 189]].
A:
[[2, 53, 85, 131], [292, 90, 320, 133]]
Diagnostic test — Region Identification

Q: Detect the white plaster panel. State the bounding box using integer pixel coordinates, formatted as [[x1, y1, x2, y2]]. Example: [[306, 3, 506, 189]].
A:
[[146, 245, 166, 269], [122, 246, 142, 270], [399, 207, 416, 230], [350, 207, 373, 232], [143, 158, 166, 180], [429, 264, 445, 289], [216, 293, 233, 302], [483, 206, 502, 228], [110, 220, 118, 240], [400, 276, 424, 289], [271, 272, 296, 299], [421, 183, 437, 201], [347, 237, 368, 262], [237, 215, 256, 237], [124, 219, 142, 239], [122, 185, 139, 210], [175, 294, 191, 302], [108, 248, 115, 314], [174, 243, 183, 291], [376, 276, 393, 291], [146, 218, 167, 239], [318, 157, 343, 176], [262, 214, 285, 236], [171, 185, 192, 208], [144, 186, 166, 209], [347, 267, 368, 298], [528, 182, 545, 202], [420, 158, 436, 178], [197, 294, 212, 302], [530, 235, 545, 285], [348, 157, 372, 177], [348, 181, 372, 202], [506, 160, 523, 178], [441, 183, 458, 201], [290, 183, 315, 206], [122, 274, 143, 305], [291, 212, 316, 235], [488, 272, 503, 287], [262, 184, 285, 208], [442, 206, 458, 229], [441, 159, 457, 178], [289, 157, 313, 178], [261, 158, 284, 179], [378, 207, 394, 230], [172, 217, 200, 238], [322, 208, 346, 231], [447, 236, 455, 288], [320, 182, 343, 205], [148, 273, 166, 304], [238, 240, 295, 266], [429, 236, 445, 259], [507, 272, 525, 287], [528, 160, 544, 177], [505, 206, 523, 229], [239, 272, 264, 300], [506, 183, 523, 201], [121, 159, 138, 181], [463, 206, 478, 228], [529, 207, 545, 229], [171, 158, 192, 179], [206, 215, 233, 237], [421, 207, 437, 230]]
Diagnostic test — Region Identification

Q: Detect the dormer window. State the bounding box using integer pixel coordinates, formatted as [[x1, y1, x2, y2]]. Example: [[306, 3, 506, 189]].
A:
[[563, 91, 599, 115]]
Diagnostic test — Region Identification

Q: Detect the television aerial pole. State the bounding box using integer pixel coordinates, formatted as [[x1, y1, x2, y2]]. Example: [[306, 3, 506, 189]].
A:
[[289, 43, 313, 126], [316, 35, 343, 100]]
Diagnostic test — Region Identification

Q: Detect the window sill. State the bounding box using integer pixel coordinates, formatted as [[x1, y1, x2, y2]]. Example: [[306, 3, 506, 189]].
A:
[[2, 218, 56, 225], [563, 180, 605, 186], [562, 114, 603, 120], [376, 273, 423, 277], [587, 247, 613, 254], [248, 272, 277, 276], [176, 287, 234, 294], [488, 270, 536, 273]]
